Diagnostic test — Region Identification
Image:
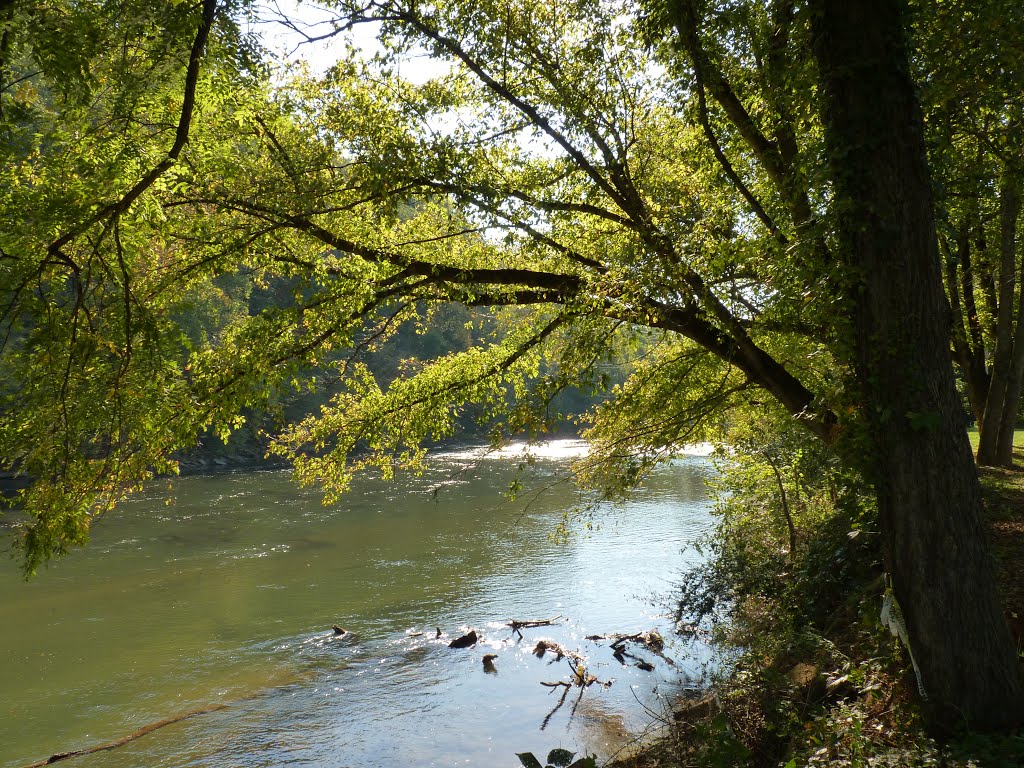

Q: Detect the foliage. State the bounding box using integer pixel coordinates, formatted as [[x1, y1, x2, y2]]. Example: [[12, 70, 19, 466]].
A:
[[664, 416, 1024, 767], [667, 412, 885, 763], [0, 0, 269, 572], [678, 406, 877, 635], [913, 0, 1024, 466], [0, 0, 1019, 743], [1, 0, 846, 573]]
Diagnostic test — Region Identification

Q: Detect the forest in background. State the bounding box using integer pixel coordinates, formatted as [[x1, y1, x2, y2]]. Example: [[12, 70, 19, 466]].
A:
[[171, 271, 613, 470]]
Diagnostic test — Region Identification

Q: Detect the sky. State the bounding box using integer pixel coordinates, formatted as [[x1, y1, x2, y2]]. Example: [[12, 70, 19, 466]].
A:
[[250, 0, 450, 82]]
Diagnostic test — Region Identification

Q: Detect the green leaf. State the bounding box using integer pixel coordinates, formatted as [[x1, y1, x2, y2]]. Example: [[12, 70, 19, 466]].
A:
[[906, 410, 942, 432], [546, 748, 576, 767]]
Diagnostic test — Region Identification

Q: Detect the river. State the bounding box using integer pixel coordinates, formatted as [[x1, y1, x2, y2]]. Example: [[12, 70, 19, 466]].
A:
[[1, 440, 715, 768]]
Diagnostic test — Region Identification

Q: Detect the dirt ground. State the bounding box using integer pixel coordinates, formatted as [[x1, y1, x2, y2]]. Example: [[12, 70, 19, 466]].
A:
[[979, 453, 1024, 646]]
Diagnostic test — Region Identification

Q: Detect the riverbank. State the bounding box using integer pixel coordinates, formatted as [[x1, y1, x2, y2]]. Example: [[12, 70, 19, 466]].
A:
[[611, 452, 1024, 768]]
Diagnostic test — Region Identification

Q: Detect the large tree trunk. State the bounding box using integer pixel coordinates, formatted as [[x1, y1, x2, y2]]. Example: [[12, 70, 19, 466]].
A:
[[811, 0, 1024, 732]]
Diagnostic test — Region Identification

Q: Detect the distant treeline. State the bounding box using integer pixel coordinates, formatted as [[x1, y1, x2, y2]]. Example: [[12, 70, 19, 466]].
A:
[[174, 270, 611, 471]]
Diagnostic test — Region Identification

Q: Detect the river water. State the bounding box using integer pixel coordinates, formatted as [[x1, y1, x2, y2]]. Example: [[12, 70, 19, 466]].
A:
[[1, 440, 714, 768]]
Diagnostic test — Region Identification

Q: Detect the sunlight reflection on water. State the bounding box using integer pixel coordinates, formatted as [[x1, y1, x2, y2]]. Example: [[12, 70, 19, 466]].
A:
[[2, 440, 716, 768]]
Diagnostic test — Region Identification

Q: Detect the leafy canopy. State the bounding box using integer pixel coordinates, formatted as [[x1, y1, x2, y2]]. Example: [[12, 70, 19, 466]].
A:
[[0, 0, 938, 573]]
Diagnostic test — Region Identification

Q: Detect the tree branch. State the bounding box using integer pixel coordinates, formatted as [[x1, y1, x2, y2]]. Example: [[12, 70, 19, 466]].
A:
[[382, 3, 633, 214], [47, 0, 219, 257]]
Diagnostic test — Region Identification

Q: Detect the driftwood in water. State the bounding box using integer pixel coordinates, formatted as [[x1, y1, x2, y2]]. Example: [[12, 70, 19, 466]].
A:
[[539, 657, 611, 731], [332, 625, 348, 636], [20, 703, 229, 768], [536, 649, 608, 690], [540, 680, 573, 730], [612, 648, 655, 671], [589, 629, 675, 669], [588, 629, 664, 651], [507, 616, 562, 638], [609, 644, 655, 671], [542, 658, 608, 689], [448, 629, 478, 648], [532, 639, 580, 663], [406, 626, 444, 639], [568, 657, 611, 690]]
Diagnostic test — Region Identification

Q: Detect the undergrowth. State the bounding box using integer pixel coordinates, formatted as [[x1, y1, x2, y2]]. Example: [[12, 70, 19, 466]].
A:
[[615, 410, 1024, 768]]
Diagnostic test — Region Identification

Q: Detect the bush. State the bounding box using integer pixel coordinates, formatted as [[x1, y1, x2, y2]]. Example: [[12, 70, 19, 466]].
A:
[[679, 409, 879, 636], [671, 409, 923, 766]]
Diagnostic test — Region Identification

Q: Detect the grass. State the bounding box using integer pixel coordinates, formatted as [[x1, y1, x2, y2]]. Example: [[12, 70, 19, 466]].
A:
[[966, 427, 1024, 452]]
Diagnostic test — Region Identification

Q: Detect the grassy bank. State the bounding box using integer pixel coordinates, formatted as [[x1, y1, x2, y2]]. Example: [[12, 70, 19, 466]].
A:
[[611, 440, 1024, 768]]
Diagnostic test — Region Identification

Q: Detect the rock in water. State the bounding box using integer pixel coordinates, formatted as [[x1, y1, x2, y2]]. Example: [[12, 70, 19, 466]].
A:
[[448, 630, 478, 648], [482, 653, 498, 673], [332, 625, 347, 636]]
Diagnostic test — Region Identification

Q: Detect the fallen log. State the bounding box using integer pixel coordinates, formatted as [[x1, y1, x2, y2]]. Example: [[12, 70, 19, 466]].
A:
[[21, 703, 229, 768]]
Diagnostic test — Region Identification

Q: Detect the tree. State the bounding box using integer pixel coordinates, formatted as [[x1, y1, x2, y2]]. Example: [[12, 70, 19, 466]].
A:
[[0, 0, 266, 566], [916, 0, 1024, 467], [1, 0, 1021, 730], [810, 0, 1024, 729]]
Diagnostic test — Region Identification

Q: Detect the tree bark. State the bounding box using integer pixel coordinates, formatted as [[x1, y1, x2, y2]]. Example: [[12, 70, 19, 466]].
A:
[[811, 0, 1024, 732], [943, 234, 988, 427], [978, 176, 1019, 465], [994, 174, 1022, 467], [958, 229, 992, 428]]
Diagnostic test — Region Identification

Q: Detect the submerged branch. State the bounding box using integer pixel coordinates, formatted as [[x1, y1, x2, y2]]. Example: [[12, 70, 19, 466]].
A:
[[21, 704, 229, 768]]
